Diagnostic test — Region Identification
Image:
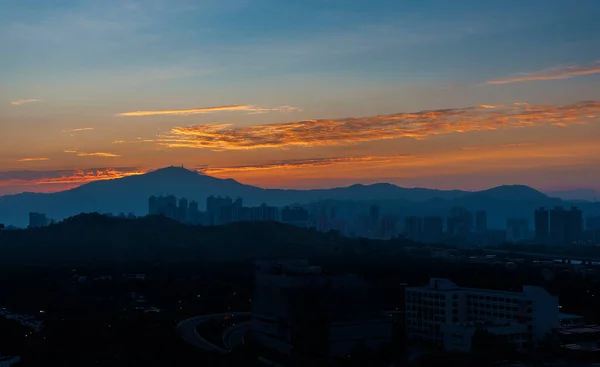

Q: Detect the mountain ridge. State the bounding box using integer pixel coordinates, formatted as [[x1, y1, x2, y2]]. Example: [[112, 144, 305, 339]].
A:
[[1, 166, 598, 228]]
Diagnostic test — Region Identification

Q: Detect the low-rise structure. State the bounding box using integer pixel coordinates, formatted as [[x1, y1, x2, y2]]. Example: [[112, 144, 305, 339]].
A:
[[252, 259, 392, 359], [406, 278, 560, 349]]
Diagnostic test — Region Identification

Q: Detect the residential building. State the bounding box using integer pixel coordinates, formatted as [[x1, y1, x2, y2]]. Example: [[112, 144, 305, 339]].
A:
[[549, 206, 583, 246], [422, 216, 444, 244], [404, 216, 423, 241], [475, 211, 487, 232], [369, 205, 380, 231], [380, 214, 399, 239], [447, 207, 473, 237], [535, 207, 550, 245], [281, 206, 309, 227], [252, 260, 392, 359], [28, 212, 48, 228], [506, 218, 530, 243], [405, 278, 560, 348]]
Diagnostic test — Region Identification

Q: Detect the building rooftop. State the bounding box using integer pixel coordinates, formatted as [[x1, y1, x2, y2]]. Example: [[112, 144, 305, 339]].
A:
[[407, 278, 551, 298]]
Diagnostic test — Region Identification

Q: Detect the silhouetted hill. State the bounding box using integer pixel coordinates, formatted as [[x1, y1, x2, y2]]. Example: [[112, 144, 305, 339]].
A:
[[0, 213, 363, 265], [1, 166, 598, 228], [465, 185, 548, 201], [546, 188, 600, 201]]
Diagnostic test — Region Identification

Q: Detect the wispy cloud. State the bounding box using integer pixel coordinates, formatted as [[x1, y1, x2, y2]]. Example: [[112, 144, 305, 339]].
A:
[[487, 61, 600, 85], [0, 168, 146, 193], [200, 155, 415, 175], [62, 127, 95, 133], [158, 101, 600, 151], [116, 105, 299, 117], [11, 99, 42, 106], [16, 158, 50, 162], [64, 149, 120, 158]]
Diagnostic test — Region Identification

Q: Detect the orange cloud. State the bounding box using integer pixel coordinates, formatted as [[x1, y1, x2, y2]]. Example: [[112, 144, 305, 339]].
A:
[[201, 155, 416, 175], [11, 99, 42, 106], [0, 168, 147, 194], [116, 105, 299, 117], [487, 61, 600, 85], [16, 158, 50, 162], [158, 101, 600, 151], [64, 149, 120, 158]]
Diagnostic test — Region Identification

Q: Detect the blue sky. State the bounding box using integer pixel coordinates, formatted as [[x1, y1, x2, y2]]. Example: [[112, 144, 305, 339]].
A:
[[1, 0, 600, 194]]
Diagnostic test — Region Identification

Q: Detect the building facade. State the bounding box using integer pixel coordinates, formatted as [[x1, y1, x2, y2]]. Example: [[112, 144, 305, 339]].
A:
[[405, 278, 559, 348], [252, 260, 392, 359]]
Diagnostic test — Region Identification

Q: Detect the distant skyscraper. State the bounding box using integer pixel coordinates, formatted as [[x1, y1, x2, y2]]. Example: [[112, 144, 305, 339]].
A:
[[506, 218, 530, 243], [534, 207, 550, 245], [380, 214, 398, 239], [447, 207, 473, 236], [282, 206, 309, 227], [28, 212, 47, 228], [369, 205, 380, 229], [549, 206, 582, 246], [177, 197, 189, 222], [404, 216, 423, 241], [475, 211, 487, 232], [567, 207, 583, 245], [422, 216, 444, 244]]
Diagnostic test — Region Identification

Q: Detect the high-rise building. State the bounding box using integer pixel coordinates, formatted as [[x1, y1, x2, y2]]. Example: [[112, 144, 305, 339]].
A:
[[404, 216, 423, 241], [447, 207, 473, 237], [281, 206, 309, 227], [567, 207, 583, 245], [176, 197, 189, 223], [406, 278, 559, 348], [380, 214, 398, 239], [369, 205, 380, 229], [475, 211, 487, 232], [206, 196, 233, 225], [534, 207, 550, 245], [549, 206, 583, 246], [506, 218, 530, 243], [252, 260, 391, 359], [188, 201, 200, 224], [422, 216, 444, 244], [28, 212, 48, 228]]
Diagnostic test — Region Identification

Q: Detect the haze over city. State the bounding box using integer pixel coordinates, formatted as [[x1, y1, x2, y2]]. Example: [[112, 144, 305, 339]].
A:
[[2, 0, 600, 196]]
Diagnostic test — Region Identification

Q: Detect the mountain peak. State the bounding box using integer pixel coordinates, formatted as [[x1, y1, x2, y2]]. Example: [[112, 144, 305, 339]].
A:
[[473, 184, 548, 201], [146, 166, 202, 177]]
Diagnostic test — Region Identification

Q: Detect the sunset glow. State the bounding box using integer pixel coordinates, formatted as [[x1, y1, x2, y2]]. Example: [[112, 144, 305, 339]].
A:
[[2, 0, 600, 195]]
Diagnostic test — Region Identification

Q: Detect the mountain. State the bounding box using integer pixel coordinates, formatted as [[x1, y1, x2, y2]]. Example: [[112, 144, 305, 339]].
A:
[[1, 166, 598, 228], [546, 189, 600, 202], [465, 185, 548, 201]]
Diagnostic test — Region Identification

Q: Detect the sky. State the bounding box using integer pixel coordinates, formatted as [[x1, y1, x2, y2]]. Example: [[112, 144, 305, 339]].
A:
[[1, 0, 600, 195]]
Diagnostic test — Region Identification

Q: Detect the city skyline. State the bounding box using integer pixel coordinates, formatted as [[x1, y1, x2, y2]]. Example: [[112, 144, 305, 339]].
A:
[[2, 0, 600, 195]]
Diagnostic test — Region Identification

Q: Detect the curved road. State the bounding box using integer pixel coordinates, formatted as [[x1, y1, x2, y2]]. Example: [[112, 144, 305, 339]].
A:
[[177, 312, 251, 354]]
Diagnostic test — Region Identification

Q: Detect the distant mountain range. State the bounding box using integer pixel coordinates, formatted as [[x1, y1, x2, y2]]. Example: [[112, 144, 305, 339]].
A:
[[545, 189, 600, 202], [0, 166, 598, 228]]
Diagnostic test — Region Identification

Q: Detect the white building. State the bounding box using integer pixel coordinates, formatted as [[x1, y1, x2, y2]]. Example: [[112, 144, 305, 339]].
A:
[[252, 259, 392, 359], [406, 278, 559, 349]]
